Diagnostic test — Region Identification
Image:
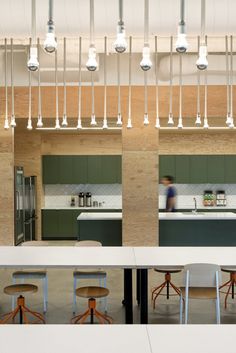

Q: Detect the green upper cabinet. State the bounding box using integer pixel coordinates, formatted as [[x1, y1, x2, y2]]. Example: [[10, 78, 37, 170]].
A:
[[225, 156, 236, 183], [159, 156, 176, 180], [71, 156, 88, 184], [207, 155, 225, 183], [175, 156, 190, 183], [59, 156, 73, 184], [87, 156, 103, 183], [42, 156, 60, 184], [101, 156, 121, 184], [189, 156, 208, 183]]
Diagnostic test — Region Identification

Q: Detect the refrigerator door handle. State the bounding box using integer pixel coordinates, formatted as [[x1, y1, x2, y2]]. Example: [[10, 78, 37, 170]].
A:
[[16, 190, 20, 221]]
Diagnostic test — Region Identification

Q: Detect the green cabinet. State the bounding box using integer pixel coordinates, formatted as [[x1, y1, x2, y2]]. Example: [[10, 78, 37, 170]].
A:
[[207, 155, 225, 183], [159, 156, 176, 180], [71, 156, 88, 184], [175, 156, 190, 183], [225, 156, 236, 183], [42, 210, 59, 238], [43, 156, 60, 184], [189, 156, 208, 183], [87, 156, 102, 183]]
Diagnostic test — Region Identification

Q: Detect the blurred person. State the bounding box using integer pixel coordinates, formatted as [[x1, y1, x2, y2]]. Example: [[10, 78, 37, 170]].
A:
[[161, 175, 177, 212]]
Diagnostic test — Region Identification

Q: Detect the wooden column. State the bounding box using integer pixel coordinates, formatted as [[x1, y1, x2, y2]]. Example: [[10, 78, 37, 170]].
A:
[[122, 120, 159, 246], [0, 122, 14, 245]]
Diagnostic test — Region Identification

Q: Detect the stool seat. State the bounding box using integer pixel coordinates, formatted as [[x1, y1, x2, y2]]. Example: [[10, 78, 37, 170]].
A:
[[75, 241, 102, 247], [154, 268, 182, 274], [221, 267, 236, 273], [4, 284, 38, 296], [76, 286, 109, 299], [12, 271, 47, 279], [73, 271, 106, 279]]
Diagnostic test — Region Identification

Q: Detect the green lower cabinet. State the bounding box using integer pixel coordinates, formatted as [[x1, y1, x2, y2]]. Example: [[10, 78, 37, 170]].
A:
[[42, 210, 59, 238]]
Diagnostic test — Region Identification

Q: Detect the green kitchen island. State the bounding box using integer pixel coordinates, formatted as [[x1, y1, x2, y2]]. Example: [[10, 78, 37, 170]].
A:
[[77, 212, 122, 246]]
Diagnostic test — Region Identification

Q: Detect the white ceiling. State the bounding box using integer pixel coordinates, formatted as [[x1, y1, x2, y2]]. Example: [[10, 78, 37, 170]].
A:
[[0, 0, 235, 38]]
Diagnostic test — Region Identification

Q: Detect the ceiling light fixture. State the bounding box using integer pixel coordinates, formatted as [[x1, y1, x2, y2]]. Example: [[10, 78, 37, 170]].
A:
[[86, 0, 98, 71], [10, 38, 16, 128], [140, 0, 152, 71], [27, 0, 39, 71], [114, 0, 127, 53], [229, 35, 234, 129], [116, 53, 122, 126], [178, 53, 183, 129], [44, 0, 57, 53], [168, 36, 174, 125], [62, 37, 68, 127], [90, 72, 97, 126], [37, 38, 43, 127], [77, 37, 82, 130], [155, 36, 160, 129], [195, 36, 202, 125], [175, 0, 188, 53], [27, 40, 33, 130], [196, 0, 208, 70], [4, 38, 9, 130], [54, 48, 60, 129], [103, 36, 108, 129], [127, 36, 133, 129]]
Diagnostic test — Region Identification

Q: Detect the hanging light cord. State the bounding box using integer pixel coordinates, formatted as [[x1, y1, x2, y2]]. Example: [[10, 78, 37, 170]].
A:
[[103, 36, 107, 122], [144, 71, 148, 115], [201, 0, 206, 44], [91, 72, 95, 116], [226, 35, 230, 116], [90, 0, 94, 45], [78, 37, 82, 124], [28, 70, 32, 123], [117, 53, 121, 115], [32, 0, 36, 45], [55, 49, 59, 122], [169, 36, 173, 116], [204, 36, 208, 127], [11, 38, 14, 117], [197, 36, 201, 115], [5, 38, 8, 121], [63, 37, 67, 117], [119, 0, 124, 25], [37, 38, 42, 118], [179, 54, 183, 121], [128, 36, 132, 120], [230, 35, 233, 121], [155, 36, 159, 123], [180, 0, 185, 26], [48, 0, 54, 27], [144, 0, 149, 46]]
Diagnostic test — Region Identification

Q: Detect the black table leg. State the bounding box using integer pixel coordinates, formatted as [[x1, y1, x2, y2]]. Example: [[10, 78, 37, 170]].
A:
[[140, 268, 148, 324], [136, 269, 141, 305], [124, 269, 133, 324]]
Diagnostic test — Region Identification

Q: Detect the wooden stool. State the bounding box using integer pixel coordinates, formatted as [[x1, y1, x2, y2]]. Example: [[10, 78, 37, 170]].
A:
[[220, 268, 236, 308], [71, 286, 112, 324], [0, 284, 45, 324], [152, 268, 182, 309]]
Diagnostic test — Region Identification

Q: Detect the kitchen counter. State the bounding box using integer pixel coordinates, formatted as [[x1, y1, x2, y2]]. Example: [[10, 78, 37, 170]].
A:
[[42, 206, 121, 210], [77, 212, 122, 221]]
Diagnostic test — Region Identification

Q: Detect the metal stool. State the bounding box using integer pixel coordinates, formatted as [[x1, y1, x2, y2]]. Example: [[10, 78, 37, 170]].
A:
[[71, 286, 112, 324], [151, 268, 182, 309], [220, 267, 236, 308], [0, 284, 45, 324]]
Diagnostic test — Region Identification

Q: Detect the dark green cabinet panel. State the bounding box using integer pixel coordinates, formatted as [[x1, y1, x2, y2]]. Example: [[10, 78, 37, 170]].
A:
[[159, 156, 176, 180], [42, 210, 59, 238], [207, 156, 225, 183], [43, 156, 59, 184], [117, 156, 122, 183], [59, 156, 73, 184], [87, 156, 102, 183], [71, 156, 88, 184], [57, 210, 75, 238], [225, 156, 236, 183], [101, 156, 121, 183], [189, 156, 208, 183], [175, 156, 190, 183]]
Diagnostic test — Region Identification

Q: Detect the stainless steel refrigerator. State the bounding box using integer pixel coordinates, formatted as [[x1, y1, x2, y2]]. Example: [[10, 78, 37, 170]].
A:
[[14, 167, 25, 245], [24, 176, 37, 242]]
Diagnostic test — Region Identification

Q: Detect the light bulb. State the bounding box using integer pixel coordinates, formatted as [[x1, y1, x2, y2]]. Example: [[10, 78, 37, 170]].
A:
[[62, 114, 68, 127], [77, 118, 82, 129], [10, 115, 16, 127], [37, 115, 43, 127], [86, 46, 98, 71], [203, 119, 209, 129], [44, 32, 57, 53], [175, 27, 188, 53], [27, 119, 33, 130], [140, 46, 152, 71], [177, 118, 183, 129], [196, 45, 208, 70], [168, 113, 174, 125], [226, 112, 232, 126], [127, 117, 132, 129], [155, 117, 160, 129], [195, 113, 201, 126], [55, 118, 60, 130], [102, 118, 108, 129], [229, 121, 234, 129], [116, 113, 122, 126], [143, 113, 149, 126], [27, 47, 39, 72], [90, 114, 97, 126], [114, 24, 127, 53], [4, 118, 9, 130]]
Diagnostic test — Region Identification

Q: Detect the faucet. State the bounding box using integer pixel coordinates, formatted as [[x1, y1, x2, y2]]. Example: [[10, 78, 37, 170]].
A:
[[193, 197, 197, 213]]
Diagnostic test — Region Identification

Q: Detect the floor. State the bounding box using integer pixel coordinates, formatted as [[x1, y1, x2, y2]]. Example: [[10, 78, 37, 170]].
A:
[[0, 241, 236, 324]]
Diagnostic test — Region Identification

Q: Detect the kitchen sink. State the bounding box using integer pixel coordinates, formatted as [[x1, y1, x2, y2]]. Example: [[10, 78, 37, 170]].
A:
[[181, 212, 205, 216]]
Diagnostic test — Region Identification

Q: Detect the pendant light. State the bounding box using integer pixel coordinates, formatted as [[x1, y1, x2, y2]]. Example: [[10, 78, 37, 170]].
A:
[[62, 38, 68, 127], [143, 71, 149, 125], [178, 54, 183, 129], [86, 0, 98, 71], [195, 36, 202, 125], [4, 38, 9, 130], [116, 53, 122, 126], [27, 40, 33, 130], [196, 0, 208, 70], [114, 0, 127, 53], [229, 35, 234, 128], [102, 36, 108, 129], [27, 0, 39, 71], [10, 38, 16, 128], [168, 36, 174, 125], [90, 72, 97, 125], [155, 36, 160, 129], [37, 38, 43, 127], [203, 37, 209, 129], [77, 37, 82, 130], [140, 0, 152, 71], [127, 36, 132, 129], [44, 0, 57, 53], [54, 48, 60, 129], [175, 0, 188, 53], [225, 35, 231, 126]]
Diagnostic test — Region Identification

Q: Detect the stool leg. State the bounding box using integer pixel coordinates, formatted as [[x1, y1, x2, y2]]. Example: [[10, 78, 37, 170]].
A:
[[179, 294, 183, 324], [167, 280, 170, 299], [43, 277, 48, 313], [104, 277, 107, 313], [232, 278, 234, 299], [11, 277, 16, 311], [73, 277, 77, 314]]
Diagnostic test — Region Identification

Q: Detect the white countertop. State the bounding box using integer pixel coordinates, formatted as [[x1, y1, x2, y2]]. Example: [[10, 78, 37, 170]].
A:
[[42, 206, 121, 210], [77, 212, 122, 220]]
